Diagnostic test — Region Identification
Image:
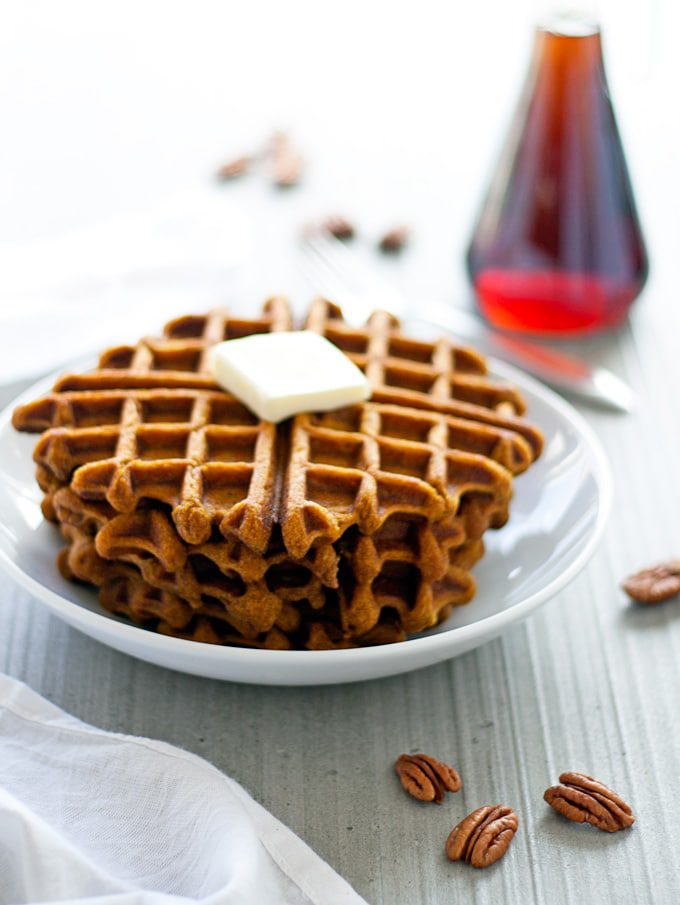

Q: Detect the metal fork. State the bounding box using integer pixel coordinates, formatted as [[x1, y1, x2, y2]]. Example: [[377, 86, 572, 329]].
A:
[[302, 230, 408, 321], [300, 230, 635, 413]]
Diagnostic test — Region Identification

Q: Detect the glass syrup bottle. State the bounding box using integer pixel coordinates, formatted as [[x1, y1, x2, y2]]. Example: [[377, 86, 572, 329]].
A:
[[466, 17, 648, 334]]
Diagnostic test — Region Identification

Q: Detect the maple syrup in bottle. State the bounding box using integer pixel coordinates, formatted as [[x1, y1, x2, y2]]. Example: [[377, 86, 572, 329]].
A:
[[467, 19, 648, 334]]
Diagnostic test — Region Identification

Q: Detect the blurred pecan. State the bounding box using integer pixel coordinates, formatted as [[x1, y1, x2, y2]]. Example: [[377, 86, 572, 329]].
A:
[[322, 215, 355, 240], [272, 153, 303, 187], [622, 560, 680, 603], [445, 805, 518, 868], [378, 225, 409, 253], [269, 131, 304, 187], [216, 155, 251, 181], [544, 772, 635, 832], [394, 753, 461, 804]]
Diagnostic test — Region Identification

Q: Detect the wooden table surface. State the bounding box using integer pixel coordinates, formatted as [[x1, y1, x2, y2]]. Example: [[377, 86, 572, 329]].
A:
[[2, 3, 679, 902]]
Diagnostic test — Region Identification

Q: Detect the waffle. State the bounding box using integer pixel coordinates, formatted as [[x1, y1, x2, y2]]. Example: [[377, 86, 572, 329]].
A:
[[13, 297, 543, 648], [51, 485, 493, 642], [14, 298, 539, 552], [58, 525, 295, 649], [58, 519, 486, 650]]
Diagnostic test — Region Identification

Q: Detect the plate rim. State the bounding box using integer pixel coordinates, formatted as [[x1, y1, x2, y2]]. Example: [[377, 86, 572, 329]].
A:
[[0, 353, 612, 667]]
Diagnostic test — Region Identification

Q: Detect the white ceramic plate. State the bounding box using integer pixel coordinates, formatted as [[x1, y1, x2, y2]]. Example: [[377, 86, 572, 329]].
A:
[[0, 358, 611, 686]]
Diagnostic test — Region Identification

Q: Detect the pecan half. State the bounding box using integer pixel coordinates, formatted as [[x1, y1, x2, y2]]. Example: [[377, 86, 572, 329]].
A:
[[394, 753, 461, 804], [378, 225, 409, 253], [544, 772, 635, 832], [216, 155, 251, 181], [622, 560, 680, 604], [322, 215, 355, 240], [269, 131, 304, 187], [445, 805, 518, 868]]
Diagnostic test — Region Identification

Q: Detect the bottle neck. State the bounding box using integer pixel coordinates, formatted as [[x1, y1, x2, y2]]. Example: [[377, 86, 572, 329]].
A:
[[532, 18, 604, 80], [537, 12, 599, 37]]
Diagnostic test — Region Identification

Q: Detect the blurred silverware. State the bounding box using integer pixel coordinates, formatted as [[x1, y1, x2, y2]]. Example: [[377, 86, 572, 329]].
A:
[[300, 230, 635, 414]]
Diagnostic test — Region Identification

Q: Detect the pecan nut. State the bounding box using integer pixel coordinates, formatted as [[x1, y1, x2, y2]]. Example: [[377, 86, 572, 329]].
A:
[[322, 215, 355, 241], [445, 805, 518, 868], [216, 155, 251, 181], [544, 772, 635, 832], [269, 131, 304, 187], [622, 560, 680, 603], [378, 225, 409, 253], [394, 753, 461, 804]]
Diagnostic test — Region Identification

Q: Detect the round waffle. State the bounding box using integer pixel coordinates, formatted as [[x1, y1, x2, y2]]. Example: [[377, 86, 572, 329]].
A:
[[13, 298, 543, 648]]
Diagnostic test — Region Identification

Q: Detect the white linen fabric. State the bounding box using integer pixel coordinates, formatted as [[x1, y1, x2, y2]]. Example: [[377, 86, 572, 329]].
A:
[[0, 674, 367, 905]]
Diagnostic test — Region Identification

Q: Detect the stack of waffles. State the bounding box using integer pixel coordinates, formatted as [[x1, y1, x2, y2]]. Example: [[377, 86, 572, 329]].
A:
[[12, 298, 543, 650]]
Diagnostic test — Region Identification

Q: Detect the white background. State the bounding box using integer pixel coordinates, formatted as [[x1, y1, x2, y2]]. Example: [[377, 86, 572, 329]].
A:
[[0, 0, 677, 319]]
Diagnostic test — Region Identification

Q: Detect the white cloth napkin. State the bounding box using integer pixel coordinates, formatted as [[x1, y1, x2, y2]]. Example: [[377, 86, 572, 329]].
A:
[[0, 674, 367, 905]]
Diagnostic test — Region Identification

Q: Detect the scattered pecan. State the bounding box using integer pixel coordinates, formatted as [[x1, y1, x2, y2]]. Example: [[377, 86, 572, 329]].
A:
[[321, 215, 355, 240], [269, 131, 304, 187], [622, 560, 680, 604], [378, 225, 409, 253], [394, 753, 461, 804], [544, 772, 635, 832], [216, 155, 251, 181], [445, 805, 518, 868]]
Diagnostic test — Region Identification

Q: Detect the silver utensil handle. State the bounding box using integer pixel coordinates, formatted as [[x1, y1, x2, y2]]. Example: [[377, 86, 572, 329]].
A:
[[408, 303, 635, 413]]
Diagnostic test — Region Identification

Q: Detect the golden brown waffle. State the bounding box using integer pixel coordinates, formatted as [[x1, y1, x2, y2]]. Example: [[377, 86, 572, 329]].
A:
[[51, 485, 493, 641], [58, 526, 295, 649], [58, 519, 485, 650], [13, 297, 543, 648], [14, 298, 538, 557], [15, 298, 292, 552], [305, 299, 542, 450], [27, 390, 517, 561], [52, 487, 330, 638]]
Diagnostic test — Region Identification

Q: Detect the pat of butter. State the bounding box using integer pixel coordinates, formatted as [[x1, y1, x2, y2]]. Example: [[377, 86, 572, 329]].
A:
[[208, 330, 371, 423]]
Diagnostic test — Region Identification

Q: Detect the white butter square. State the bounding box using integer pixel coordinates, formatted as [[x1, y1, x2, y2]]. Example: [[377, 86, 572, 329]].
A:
[[208, 330, 371, 423]]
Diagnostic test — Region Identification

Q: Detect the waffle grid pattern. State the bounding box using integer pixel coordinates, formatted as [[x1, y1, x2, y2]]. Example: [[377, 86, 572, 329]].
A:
[[12, 298, 543, 649]]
